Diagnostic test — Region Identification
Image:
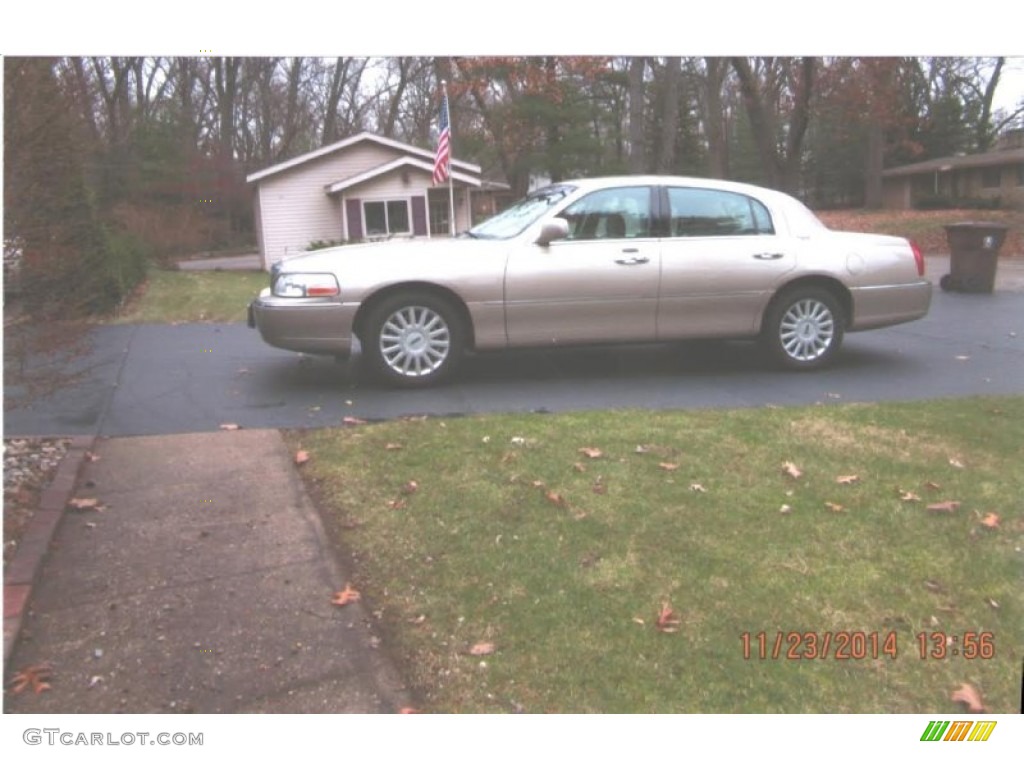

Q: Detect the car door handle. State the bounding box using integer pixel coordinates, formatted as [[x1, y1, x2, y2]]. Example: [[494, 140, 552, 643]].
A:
[[752, 252, 784, 260], [615, 256, 650, 265]]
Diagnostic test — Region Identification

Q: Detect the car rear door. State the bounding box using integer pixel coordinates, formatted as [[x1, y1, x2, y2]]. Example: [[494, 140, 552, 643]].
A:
[[656, 185, 797, 339], [504, 185, 660, 346]]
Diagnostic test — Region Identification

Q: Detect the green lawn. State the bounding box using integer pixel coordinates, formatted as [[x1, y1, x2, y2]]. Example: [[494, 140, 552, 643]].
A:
[[287, 397, 1023, 713], [110, 268, 267, 324]]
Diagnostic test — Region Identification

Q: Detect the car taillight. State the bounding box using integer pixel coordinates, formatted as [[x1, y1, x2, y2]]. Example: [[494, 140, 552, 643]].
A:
[[910, 241, 925, 277]]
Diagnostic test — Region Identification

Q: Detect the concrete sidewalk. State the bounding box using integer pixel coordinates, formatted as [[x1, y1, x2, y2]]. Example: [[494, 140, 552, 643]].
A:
[[4, 430, 410, 713]]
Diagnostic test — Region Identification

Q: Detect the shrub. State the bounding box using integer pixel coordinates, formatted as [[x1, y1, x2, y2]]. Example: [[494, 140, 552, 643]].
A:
[[306, 239, 346, 251]]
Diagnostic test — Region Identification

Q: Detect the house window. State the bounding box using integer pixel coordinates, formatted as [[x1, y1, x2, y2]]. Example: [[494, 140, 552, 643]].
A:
[[980, 167, 1001, 189], [363, 199, 411, 237]]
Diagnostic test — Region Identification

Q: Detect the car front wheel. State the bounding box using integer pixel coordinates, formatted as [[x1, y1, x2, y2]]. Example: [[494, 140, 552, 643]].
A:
[[762, 288, 845, 370], [363, 292, 464, 387]]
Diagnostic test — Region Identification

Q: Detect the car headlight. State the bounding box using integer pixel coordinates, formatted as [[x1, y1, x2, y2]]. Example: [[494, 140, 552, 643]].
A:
[[273, 273, 341, 298]]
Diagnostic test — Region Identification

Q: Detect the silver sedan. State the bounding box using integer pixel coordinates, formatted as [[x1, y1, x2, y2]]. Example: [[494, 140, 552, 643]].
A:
[[249, 176, 932, 387]]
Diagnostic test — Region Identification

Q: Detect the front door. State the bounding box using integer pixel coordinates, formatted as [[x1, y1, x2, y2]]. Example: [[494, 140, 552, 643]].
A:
[[504, 186, 659, 346]]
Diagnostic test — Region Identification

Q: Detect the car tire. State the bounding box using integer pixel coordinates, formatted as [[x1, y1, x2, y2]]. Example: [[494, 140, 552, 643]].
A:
[[363, 292, 465, 387], [762, 287, 845, 370]]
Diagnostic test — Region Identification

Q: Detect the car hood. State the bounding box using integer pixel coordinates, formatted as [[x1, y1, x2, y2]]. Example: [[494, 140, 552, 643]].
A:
[[278, 238, 503, 271]]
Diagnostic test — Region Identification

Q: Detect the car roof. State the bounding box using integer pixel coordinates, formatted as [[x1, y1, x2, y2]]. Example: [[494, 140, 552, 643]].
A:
[[559, 175, 789, 199]]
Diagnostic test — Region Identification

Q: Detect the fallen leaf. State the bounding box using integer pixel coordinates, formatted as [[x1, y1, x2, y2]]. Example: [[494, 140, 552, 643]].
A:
[[658, 462, 679, 472], [655, 602, 681, 633], [782, 461, 803, 479], [531, 480, 546, 488], [572, 462, 587, 473], [779, 504, 792, 514], [689, 483, 707, 493], [579, 447, 604, 459], [294, 450, 310, 466], [986, 597, 1000, 610], [385, 443, 403, 451], [925, 481, 942, 491], [401, 481, 419, 495], [926, 501, 961, 513], [510, 436, 526, 446], [979, 513, 1000, 529], [469, 642, 495, 656], [632, 617, 646, 626], [923, 579, 944, 593], [67, 498, 100, 511], [899, 489, 921, 502], [331, 585, 361, 606], [219, 423, 241, 431], [824, 502, 845, 512], [634, 445, 650, 454], [386, 499, 406, 510], [545, 491, 568, 507], [591, 477, 607, 495], [950, 683, 986, 713], [836, 475, 860, 485], [10, 665, 52, 695], [342, 416, 367, 426], [948, 458, 965, 469]]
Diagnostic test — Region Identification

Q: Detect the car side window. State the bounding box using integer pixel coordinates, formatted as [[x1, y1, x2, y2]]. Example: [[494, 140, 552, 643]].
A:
[[667, 188, 774, 237], [559, 187, 652, 240]]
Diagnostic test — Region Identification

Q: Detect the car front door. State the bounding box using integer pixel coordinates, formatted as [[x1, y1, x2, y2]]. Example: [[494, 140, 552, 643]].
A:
[[504, 186, 659, 347], [656, 185, 797, 339]]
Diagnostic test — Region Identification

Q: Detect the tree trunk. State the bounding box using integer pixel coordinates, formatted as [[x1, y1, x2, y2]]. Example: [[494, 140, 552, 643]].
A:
[[655, 57, 681, 173], [864, 120, 884, 208], [702, 58, 729, 178], [628, 57, 646, 173]]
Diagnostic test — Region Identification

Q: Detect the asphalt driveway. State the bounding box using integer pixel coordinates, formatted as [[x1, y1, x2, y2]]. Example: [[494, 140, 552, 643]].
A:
[[5, 285, 1023, 437]]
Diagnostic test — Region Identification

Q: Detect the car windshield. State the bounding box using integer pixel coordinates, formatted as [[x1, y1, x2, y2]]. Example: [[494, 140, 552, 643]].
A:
[[465, 185, 575, 239]]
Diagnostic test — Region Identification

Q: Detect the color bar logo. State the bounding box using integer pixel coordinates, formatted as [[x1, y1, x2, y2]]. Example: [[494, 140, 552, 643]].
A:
[[920, 720, 996, 742]]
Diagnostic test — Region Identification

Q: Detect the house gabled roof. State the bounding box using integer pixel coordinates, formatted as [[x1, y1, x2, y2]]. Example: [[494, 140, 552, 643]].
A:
[[246, 131, 481, 183], [325, 156, 482, 194], [882, 147, 1024, 178]]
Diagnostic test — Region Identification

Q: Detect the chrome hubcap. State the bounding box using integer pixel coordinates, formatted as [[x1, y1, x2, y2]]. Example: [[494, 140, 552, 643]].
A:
[[379, 306, 451, 377], [779, 299, 835, 362]]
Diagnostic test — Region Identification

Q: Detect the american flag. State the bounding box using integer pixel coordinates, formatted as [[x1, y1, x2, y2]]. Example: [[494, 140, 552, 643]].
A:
[[433, 89, 451, 185]]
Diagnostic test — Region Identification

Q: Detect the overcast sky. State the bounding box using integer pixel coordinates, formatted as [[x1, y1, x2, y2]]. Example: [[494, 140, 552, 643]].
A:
[[2, 3, 1021, 113]]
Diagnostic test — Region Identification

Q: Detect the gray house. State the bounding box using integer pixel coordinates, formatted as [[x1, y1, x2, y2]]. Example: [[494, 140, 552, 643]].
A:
[[247, 132, 496, 269]]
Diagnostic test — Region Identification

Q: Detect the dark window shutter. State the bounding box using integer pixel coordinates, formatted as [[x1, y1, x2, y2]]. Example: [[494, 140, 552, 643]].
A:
[[346, 199, 362, 241], [411, 196, 427, 236]]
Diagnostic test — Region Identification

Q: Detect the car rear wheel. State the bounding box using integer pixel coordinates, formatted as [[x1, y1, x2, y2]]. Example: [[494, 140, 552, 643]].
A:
[[363, 292, 464, 387], [762, 287, 845, 370]]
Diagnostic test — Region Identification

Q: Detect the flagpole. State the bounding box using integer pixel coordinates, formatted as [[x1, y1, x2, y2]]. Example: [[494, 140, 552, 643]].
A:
[[443, 81, 455, 236]]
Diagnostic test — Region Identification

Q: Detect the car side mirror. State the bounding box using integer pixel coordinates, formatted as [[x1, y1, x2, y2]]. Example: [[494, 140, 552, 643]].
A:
[[536, 217, 569, 246]]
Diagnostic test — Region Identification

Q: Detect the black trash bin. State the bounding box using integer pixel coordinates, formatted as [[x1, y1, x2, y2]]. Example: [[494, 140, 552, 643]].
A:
[[940, 222, 1009, 293]]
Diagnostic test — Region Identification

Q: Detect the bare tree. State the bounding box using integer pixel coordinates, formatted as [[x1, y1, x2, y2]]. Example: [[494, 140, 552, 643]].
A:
[[731, 57, 816, 192]]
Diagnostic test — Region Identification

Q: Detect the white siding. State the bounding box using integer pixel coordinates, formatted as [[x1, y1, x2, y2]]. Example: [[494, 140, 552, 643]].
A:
[[257, 142, 401, 268]]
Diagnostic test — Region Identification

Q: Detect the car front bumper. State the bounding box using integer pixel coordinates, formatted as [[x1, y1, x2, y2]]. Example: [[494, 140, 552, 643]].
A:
[[249, 289, 356, 357]]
